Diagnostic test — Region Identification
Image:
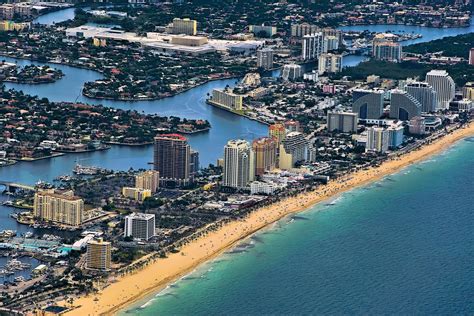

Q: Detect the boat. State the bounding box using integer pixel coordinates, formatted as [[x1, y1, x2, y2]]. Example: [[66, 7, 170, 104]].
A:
[[73, 164, 104, 175], [6, 259, 31, 271], [54, 175, 72, 182], [13, 276, 25, 283], [24, 232, 33, 238], [0, 230, 16, 238]]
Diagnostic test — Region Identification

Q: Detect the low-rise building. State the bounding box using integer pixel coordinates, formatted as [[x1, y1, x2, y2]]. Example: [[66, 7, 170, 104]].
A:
[[250, 181, 280, 195], [208, 89, 243, 111], [122, 187, 152, 202], [409, 116, 426, 135]]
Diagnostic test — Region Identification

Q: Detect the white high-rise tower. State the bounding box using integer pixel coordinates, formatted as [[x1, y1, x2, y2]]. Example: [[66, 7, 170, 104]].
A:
[[223, 140, 255, 189], [425, 70, 455, 110]]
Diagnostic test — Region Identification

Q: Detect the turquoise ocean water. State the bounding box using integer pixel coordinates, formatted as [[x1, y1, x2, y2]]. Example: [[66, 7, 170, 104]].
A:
[[121, 136, 474, 315]]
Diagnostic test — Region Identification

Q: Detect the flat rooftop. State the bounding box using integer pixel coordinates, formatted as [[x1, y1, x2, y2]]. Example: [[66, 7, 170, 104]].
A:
[[65, 25, 264, 54]]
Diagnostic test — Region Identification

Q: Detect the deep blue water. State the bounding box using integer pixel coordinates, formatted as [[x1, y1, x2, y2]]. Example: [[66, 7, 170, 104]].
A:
[[33, 8, 76, 25], [121, 137, 474, 315], [339, 16, 474, 46], [0, 56, 270, 172], [1, 10, 473, 309]]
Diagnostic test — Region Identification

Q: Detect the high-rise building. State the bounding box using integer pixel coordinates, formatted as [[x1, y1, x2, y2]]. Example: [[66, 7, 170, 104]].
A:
[[135, 170, 160, 193], [257, 48, 274, 70], [86, 238, 111, 271], [389, 89, 422, 120], [153, 134, 192, 187], [208, 89, 243, 111], [291, 24, 342, 42], [425, 70, 456, 110], [404, 80, 438, 113], [352, 89, 384, 119], [291, 23, 320, 37], [33, 189, 84, 227], [122, 187, 151, 201], [366, 127, 389, 153], [190, 150, 199, 177], [252, 137, 277, 176], [469, 48, 474, 65], [282, 64, 303, 81], [372, 39, 402, 62], [302, 33, 323, 61], [168, 18, 197, 35], [223, 140, 255, 189], [327, 112, 358, 133], [318, 53, 343, 74], [269, 123, 286, 144], [387, 125, 405, 149], [323, 35, 339, 52], [124, 213, 156, 241], [282, 132, 308, 166]]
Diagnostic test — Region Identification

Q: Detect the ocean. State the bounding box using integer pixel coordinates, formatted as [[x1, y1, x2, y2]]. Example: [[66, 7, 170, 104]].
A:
[[121, 136, 474, 315]]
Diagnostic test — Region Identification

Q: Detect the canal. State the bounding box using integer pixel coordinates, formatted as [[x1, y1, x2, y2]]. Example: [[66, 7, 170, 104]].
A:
[[0, 7, 473, 231]]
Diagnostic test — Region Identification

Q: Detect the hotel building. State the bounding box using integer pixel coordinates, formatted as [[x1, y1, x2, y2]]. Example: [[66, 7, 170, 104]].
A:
[[327, 112, 358, 133], [366, 127, 389, 153], [404, 80, 438, 113], [425, 70, 456, 110], [33, 189, 84, 227], [223, 140, 255, 189], [167, 18, 197, 35], [153, 134, 192, 187], [135, 170, 160, 193], [269, 123, 287, 144], [252, 137, 277, 176], [389, 89, 422, 121], [209, 89, 243, 111], [124, 213, 156, 241], [86, 239, 111, 271], [352, 89, 385, 120], [282, 132, 308, 166]]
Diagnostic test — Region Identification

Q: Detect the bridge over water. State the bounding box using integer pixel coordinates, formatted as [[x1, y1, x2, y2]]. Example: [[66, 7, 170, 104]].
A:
[[0, 181, 35, 193]]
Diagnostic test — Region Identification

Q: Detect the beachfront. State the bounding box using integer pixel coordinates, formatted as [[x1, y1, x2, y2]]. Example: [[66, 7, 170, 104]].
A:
[[61, 122, 474, 315]]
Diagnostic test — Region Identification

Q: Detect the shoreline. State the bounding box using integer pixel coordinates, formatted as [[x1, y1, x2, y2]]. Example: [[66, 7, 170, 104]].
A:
[[62, 122, 474, 315]]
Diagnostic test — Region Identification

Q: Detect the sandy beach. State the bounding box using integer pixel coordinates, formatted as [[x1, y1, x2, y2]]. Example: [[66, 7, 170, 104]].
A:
[[63, 123, 474, 315]]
